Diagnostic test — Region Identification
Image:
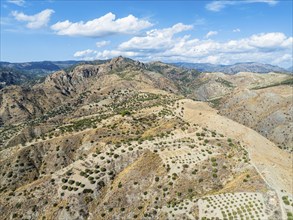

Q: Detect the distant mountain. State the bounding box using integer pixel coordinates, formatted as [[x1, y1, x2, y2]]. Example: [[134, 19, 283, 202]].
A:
[[172, 62, 289, 74], [287, 66, 293, 72], [0, 61, 84, 88], [0, 67, 32, 89], [0, 60, 81, 75]]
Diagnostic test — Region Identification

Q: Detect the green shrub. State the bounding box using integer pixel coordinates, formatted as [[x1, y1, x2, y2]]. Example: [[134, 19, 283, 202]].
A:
[[83, 189, 93, 193], [120, 110, 131, 117], [68, 180, 75, 185]]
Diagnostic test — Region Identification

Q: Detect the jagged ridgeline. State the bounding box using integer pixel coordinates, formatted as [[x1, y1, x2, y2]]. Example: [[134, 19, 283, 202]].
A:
[[0, 57, 292, 220]]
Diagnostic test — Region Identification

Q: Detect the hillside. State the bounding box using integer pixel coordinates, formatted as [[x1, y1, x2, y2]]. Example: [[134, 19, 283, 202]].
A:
[[172, 62, 289, 74], [0, 67, 32, 89], [145, 62, 293, 152], [198, 72, 293, 152], [0, 57, 292, 220], [0, 61, 81, 74]]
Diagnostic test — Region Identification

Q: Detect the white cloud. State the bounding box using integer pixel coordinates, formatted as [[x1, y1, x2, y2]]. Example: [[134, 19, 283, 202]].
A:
[[248, 32, 291, 49], [74, 49, 138, 60], [206, 0, 278, 12], [96, 40, 110, 48], [272, 54, 293, 66], [74, 49, 96, 58], [73, 21, 292, 67], [205, 31, 218, 38], [7, 0, 25, 6], [51, 12, 153, 37], [206, 1, 235, 11], [118, 23, 193, 52], [12, 9, 54, 29], [95, 50, 139, 60], [233, 28, 241, 32]]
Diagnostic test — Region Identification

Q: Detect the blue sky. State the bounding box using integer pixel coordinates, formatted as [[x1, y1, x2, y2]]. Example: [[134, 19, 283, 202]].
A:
[[0, 0, 292, 67]]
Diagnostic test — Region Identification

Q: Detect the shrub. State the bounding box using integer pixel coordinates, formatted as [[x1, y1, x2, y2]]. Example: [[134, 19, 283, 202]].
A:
[[120, 110, 131, 117], [212, 162, 218, 167], [83, 189, 93, 193], [192, 169, 198, 174], [68, 180, 75, 185], [62, 185, 68, 190]]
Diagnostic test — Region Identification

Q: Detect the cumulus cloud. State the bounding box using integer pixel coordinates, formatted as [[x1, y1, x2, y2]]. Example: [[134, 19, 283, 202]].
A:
[[95, 50, 139, 60], [74, 49, 138, 60], [272, 54, 293, 65], [7, 0, 25, 6], [74, 49, 97, 58], [205, 31, 218, 38], [248, 32, 292, 49], [118, 23, 193, 52], [206, 0, 278, 12], [12, 9, 54, 29], [96, 40, 110, 48], [73, 22, 292, 67], [51, 12, 153, 37]]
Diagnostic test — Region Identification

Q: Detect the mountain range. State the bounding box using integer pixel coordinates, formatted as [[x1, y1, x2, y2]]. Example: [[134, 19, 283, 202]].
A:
[[172, 62, 291, 74], [0, 60, 291, 89], [0, 61, 81, 74], [0, 57, 292, 220]]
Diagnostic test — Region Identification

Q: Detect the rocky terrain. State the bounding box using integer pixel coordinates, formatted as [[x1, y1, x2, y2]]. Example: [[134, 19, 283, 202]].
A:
[[0, 61, 81, 74], [172, 62, 290, 74], [0, 67, 34, 89], [0, 57, 292, 220], [195, 72, 292, 152], [146, 62, 293, 152], [0, 61, 85, 89]]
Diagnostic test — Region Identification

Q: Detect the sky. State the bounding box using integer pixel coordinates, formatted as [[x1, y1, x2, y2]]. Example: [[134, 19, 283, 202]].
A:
[[0, 0, 292, 67]]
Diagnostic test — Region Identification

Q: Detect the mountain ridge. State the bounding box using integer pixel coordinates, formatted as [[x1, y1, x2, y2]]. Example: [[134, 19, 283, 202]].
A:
[[172, 61, 290, 74]]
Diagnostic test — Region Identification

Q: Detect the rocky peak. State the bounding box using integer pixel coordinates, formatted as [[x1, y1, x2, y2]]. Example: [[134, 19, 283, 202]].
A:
[[108, 56, 145, 71]]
